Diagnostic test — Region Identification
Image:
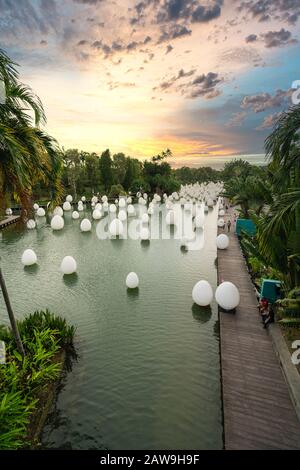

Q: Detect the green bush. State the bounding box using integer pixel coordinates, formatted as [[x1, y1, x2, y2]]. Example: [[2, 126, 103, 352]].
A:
[[0, 311, 75, 449], [108, 184, 126, 198]]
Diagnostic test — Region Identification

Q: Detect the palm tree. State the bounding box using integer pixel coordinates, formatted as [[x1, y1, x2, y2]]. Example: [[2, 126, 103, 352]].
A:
[[0, 49, 62, 217]]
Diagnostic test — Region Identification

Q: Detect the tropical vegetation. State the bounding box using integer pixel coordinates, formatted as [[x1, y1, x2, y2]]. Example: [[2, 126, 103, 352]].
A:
[[0, 310, 75, 449]]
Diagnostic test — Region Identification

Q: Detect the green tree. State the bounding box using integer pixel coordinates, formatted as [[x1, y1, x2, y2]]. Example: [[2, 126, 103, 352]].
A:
[[99, 149, 113, 191], [0, 50, 62, 216]]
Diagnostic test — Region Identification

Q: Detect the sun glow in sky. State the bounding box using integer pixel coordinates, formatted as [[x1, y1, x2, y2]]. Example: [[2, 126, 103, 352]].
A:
[[1, 0, 300, 166]]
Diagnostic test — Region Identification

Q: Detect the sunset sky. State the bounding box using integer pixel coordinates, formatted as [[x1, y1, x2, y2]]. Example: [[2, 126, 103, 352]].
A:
[[1, 0, 300, 166]]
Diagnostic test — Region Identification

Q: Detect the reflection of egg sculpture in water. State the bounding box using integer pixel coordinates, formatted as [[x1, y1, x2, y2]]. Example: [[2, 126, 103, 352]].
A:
[[60, 256, 77, 275], [126, 272, 139, 289], [109, 219, 124, 236], [192, 280, 213, 306], [22, 249, 37, 266], [194, 214, 204, 228], [166, 210, 176, 225], [27, 219, 36, 229], [80, 219, 91, 232], [63, 201, 71, 211], [72, 211, 80, 220], [37, 207, 45, 217], [51, 215, 64, 230], [215, 282, 240, 310], [216, 234, 229, 250]]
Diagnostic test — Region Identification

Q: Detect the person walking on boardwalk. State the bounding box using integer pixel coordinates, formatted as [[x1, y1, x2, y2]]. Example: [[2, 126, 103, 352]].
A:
[[227, 219, 231, 232]]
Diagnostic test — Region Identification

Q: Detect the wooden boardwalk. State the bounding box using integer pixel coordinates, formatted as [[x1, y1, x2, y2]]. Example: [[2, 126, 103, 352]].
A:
[[218, 207, 300, 450], [0, 215, 20, 230]]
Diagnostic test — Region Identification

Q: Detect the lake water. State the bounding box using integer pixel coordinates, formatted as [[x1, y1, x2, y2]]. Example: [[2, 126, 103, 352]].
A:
[[0, 204, 223, 450]]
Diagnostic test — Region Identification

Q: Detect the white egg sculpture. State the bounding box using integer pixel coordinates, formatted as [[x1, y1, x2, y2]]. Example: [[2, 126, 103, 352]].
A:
[[215, 282, 240, 310], [216, 234, 229, 250], [143, 193, 148, 200], [219, 209, 225, 217], [60, 256, 77, 275], [103, 201, 109, 212], [80, 218, 92, 232], [207, 198, 213, 207], [192, 280, 213, 306], [126, 272, 139, 289], [53, 206, 63, 217], [218, 218, 225, 227], [51, 215, 64, 231], [66, 195, 73, 203], [78, 203, 84, 212], [166, 210, 176, 226], [21, 249, 37, 266], [194, 214, 204, 228], [119, 198, 126, 208], [127, 204, 135, 216], [127, 197, 132, 204], [141, 213, 149, 224], [95, 203, 102, 211], [5, 208, 12, 216], [37, 207, 45, 217], [63, 201, 71, 211], [81, 196, 86, 202], [92, 209, 102, 220], [140, 227, 150, 240], [109, 219, 124, 237], [102, 195, 108, 203], [26, 219, 36, 230], [91, 196, 98, 204], [148, 207, 154, 215], [72, 211, 80, 220], [118, 210, 127, 221], [109, 204, 117, 213], [33, 203, 39, 211], [204, 205, 209, 213]]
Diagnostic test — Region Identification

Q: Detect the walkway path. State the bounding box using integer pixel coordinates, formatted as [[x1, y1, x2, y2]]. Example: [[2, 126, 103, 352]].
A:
[[218, 206, 300, 450]]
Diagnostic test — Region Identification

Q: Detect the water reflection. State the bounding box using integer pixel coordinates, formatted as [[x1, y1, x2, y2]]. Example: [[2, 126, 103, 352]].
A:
[[192, 304, 212, 324], [126, 287, 139, 299], [24, 264, 39, 275], [63, 273, 79, 288]]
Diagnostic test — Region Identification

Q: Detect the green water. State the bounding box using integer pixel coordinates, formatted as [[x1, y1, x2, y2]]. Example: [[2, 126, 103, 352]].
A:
[[0, 205, 223, 449]]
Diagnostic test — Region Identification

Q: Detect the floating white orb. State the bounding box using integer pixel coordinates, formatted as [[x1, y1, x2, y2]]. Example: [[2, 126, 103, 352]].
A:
[[51, 215, 64, 231], [37, 207, 45, 217], [127, 204, 135, 216], [21, 249, 37, 266], [109, 218, 124, 236], [80, 218, 92, 232], [218, 218, 225, 228], [215, 282, 240, 310], [126, 272, 139, 289], [109, 204, 117, 213], [194, 214, 204, 228], [53, 206, 63, 217], [33, 203, 39, 211], [72, 211, 80, 220], [66, 195, 73, 203], [63, 201, 71, 211], [192, 280, 213, 306], [118, 209, 127, 221], [140, 227, 150, 240], [92, 209, 102, 220], [60, 256, 77, 275], [216, 234, 229, 250], [141, 213, 149, 224], [26, 219, 36, 230]]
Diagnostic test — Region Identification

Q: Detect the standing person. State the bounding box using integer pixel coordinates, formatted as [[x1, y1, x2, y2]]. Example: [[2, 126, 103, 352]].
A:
[[227, 219, 231, 232]]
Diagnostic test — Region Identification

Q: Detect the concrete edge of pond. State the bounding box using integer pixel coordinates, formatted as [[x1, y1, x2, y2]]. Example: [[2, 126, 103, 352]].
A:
[[269, 323, 300, 423]]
